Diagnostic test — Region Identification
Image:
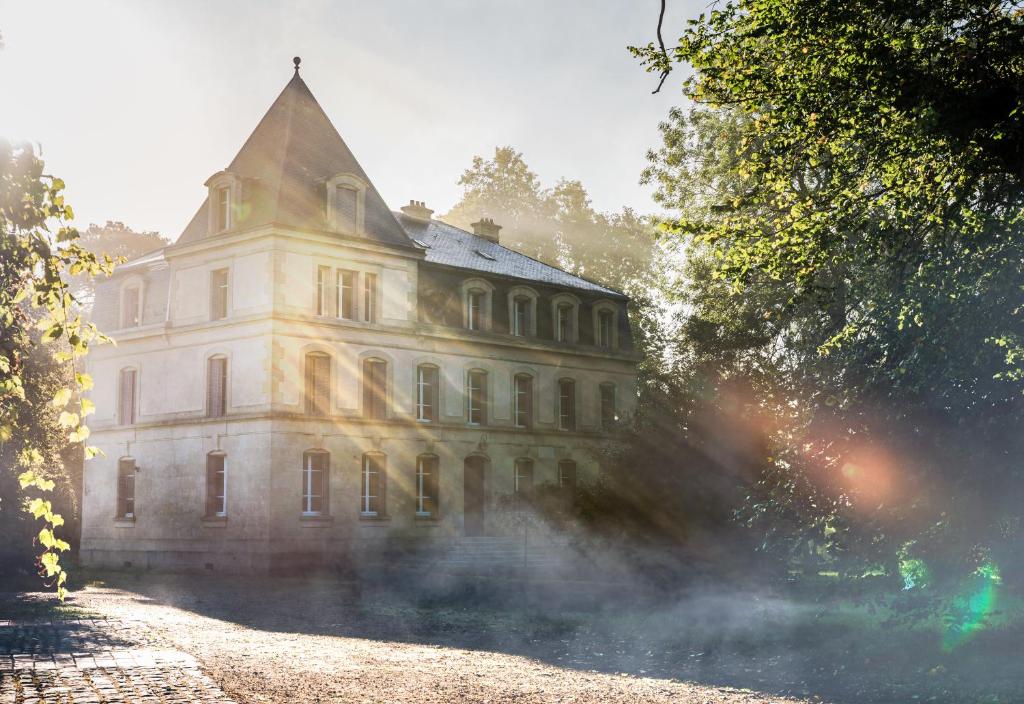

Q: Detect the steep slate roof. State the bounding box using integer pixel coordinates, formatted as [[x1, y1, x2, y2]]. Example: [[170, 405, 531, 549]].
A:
[[396, 215, 624, 298], [177, 71, 414, 249]]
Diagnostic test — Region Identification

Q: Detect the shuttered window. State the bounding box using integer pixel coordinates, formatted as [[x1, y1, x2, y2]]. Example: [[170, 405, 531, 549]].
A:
[[415, 455, 438, 517], [467, 370, 487, 425], [210, 268, 229, 320], [206, 453, 227, 517], [558, 379, 576, 431], [301, 450, 329, 515], [122, 287, 140, 328], [514, 374, 533, 428], [335, 185, 358, 233], [117, 458, 136, 518], [119, 369, 137, 425], [305, 353, 331, 416], [362, 359, 388, 419], [207, 357, 227, 417], [361, 453, 386, 516]]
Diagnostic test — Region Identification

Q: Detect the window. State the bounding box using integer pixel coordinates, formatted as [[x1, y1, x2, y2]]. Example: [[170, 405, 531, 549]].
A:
[[556, 303, 574, 342], [467, 370, 488, 425], [206, 453, 227, 517], [121, 286, 140, 328], [207, 356, 227, 417], [316, 266, 335, 316], [301, 450, 328, 515], [362, 358, 388, 419], [600, 383, 617, 429], [363, 273, 377, 322], [117, 458, 136, 519], [514, 374, 533, 428], [119, 368, 137, 425], [338, 270, 356, 320], [215, 186, 231, 232], [467, 290, 485, 331], [597, 309, 614, 348], [416, 364, 438, 422], [514, 458, 534, 496], [558, 379, 576, 431], [361, 453, 386, 516], [415, 455, 439, 517], [210, 268, 229, 320], [305, 353, 331, 416], [512, 296, 531, 337], [335, 185, 359, 233], [558, 460, 577, 506]]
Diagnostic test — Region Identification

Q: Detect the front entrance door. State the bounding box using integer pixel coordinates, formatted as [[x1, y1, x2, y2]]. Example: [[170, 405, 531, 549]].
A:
[[464, 456, 485, 536]]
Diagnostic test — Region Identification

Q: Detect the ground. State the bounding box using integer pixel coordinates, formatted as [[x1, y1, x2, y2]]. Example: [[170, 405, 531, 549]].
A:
[[2, 572, 1021, 703]]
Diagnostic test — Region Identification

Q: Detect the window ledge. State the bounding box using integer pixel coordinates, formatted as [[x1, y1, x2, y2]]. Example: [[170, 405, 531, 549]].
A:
[[113, 518, 135, 528], [358, 514, 390, 523], [300, 514, 333, 525], [201, 516, 228, 528]]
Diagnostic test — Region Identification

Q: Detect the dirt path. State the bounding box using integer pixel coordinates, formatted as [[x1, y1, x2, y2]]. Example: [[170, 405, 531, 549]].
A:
[[64, 575, 815, 704]]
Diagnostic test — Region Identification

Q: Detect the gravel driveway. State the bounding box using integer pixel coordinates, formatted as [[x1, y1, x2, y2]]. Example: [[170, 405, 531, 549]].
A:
[[52, 573, 815, 704]]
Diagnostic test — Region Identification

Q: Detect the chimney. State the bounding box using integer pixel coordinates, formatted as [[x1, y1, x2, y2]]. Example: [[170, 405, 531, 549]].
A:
[[471, 217, 502, 243], [400, 199, 434, 223]]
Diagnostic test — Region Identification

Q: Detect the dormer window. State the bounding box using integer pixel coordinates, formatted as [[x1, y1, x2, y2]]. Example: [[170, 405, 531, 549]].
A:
[[326, 173, 367, 235], [592, 301, 619, 349], [121, 283, 142, 328], [461, 279, 494, 331], [507, 286, 538, 338], [551, 293, 581, 343], [215, 186, 231, 232], [205, 171, 241, 236]]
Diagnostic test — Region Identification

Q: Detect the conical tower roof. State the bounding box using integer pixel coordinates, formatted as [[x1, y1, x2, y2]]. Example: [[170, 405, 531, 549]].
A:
[[177, 64, 414, 249]]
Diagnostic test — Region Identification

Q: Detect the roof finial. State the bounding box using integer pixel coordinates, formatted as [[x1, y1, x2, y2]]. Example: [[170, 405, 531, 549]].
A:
[[293, 56, 301, 73]]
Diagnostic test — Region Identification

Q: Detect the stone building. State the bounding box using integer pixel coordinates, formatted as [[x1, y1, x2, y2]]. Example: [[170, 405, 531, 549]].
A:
[[80, 61, 639, 572]]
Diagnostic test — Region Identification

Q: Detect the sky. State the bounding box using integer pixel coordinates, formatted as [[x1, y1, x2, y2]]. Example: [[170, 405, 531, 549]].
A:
[[0, 0, 701, 240]]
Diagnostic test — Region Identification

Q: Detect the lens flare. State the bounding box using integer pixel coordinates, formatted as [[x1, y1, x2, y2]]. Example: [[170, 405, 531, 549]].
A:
[[941, 560, 1001, 652]]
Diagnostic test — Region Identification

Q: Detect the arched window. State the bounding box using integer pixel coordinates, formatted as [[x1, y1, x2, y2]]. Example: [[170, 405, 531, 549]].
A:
[[361, 453, 387, 517], [304, 352, 331, 416], [119, 368, 137, 425], [326, 173, 367, 235], [592, 301, 618, 349], [507, 286, 538, 337], [558, 378, 576, 431], [206, 452, 227, 517], [207, 356, 227, 417], [551, 293, 580, 343], [461, 279, 494, 331], [467, 370, 488, 425], [362, 358, 388, 419], [600, 383, 617, 429], [117, 457, 137, 519], [513, 374, 533, 429], [301, 450, 329, 515], [416, 364, 439, 422], [514, 458, 534, 496], [415, 454, 439, 518]]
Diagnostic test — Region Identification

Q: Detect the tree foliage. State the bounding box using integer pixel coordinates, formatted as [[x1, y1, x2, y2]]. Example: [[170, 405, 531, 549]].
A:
[[0, 140, 113, 598], [631, 1, 1024, 585]]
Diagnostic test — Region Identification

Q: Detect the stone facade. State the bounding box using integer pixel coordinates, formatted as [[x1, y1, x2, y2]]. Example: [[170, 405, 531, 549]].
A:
[[80, 67, 638, 572]]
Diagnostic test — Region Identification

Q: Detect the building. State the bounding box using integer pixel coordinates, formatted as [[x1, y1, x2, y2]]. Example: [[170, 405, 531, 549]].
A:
[[80, 60, 639, 572]]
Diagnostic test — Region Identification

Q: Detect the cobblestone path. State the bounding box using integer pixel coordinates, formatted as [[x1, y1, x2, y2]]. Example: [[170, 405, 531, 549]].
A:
[[0, 618, 235, 703]]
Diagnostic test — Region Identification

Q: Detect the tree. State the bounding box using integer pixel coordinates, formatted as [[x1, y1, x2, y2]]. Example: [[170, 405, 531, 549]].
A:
[[441, 147, 660, 294], [0, 139, 113, 598], [631, 1, 1024, 585], [70, 221, 165, 307]]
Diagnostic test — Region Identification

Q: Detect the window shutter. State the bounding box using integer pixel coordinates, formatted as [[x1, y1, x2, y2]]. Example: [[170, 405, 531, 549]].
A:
[[524, 377, 533, 427], [480, 374, 488, 425], [377, 455, 386, 515], [315, 355, 330, 416], [429, 457, 439, 515], [120, 369, 136, 425], [207, 358, 226, 417], [335, 186, 358, 232]]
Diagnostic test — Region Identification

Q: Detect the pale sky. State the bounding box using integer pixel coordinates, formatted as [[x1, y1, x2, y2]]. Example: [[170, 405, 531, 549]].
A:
[[0, 0, 699, 240]]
